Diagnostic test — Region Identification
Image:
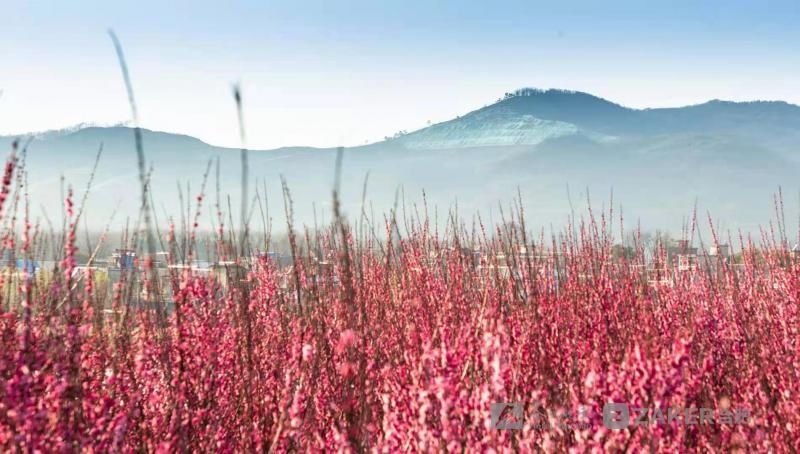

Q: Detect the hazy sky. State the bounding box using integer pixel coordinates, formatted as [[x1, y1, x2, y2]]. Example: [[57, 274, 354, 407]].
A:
[[2, 0, 800, 149]]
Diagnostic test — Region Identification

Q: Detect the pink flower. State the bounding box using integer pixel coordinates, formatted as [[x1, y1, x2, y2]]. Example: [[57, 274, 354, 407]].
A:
[[335, 329, 358, 355], [302, 344, 314, 362]]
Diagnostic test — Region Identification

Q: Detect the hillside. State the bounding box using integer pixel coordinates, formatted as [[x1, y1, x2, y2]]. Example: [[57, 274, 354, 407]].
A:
[[2, 89, 798, 233]]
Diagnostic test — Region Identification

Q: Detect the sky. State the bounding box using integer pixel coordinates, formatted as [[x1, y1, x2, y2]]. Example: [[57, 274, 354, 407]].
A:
[[2, 0, 800, 149]]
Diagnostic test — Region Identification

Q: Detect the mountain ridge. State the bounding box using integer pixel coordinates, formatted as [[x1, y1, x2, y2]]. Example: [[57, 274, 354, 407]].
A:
[[394, 88, 800, 148], [5, 88, 800, 150], [1, 88, 797, 233]]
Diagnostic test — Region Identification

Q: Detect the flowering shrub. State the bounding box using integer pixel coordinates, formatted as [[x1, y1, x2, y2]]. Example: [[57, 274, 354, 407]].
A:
[[0, 146, 798, 451]]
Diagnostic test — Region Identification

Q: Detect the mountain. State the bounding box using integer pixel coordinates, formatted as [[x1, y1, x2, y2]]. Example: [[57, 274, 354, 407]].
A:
[[396, 88, 800, 149], [1, 88, 798, 234]]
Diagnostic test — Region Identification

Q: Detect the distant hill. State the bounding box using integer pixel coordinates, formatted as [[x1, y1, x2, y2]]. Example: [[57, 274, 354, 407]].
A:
[[397, 88, 800, 149], [1, 88, 798, 234]]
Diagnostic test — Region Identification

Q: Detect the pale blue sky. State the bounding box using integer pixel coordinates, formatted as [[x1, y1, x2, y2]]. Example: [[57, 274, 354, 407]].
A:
[[2, 0, 799, 148]]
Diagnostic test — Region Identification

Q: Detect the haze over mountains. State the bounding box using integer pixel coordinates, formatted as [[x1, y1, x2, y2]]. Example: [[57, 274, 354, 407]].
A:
[[2, 88, 798, 234]]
